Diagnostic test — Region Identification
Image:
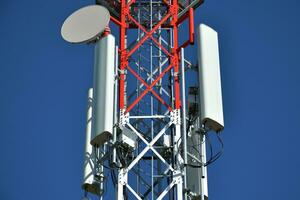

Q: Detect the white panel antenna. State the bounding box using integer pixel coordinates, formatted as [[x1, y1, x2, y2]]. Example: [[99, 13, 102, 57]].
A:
[[82, 88, 104, 196], [197, 24, 224, 132], [90, 35, 115, 146], [61, 5, 110, 44]]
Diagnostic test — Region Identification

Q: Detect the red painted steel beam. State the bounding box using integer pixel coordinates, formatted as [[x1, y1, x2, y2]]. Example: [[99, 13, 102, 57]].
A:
[[127, 14, 172, 57], [126, 64, 173, 113], [127, 11, 172, 57], [128, 24, 173, 29], [119, 0, 127, 110], [178, 8, 194, 50], [127, 65, 172, 111], [127, 0, 136, 7], [171, 0, 182, 109], [177, 11, 189, 25], [110, 15, 122, 27], [118, 0, 187, 113], [178, 40, 190, 50], [127, 66, 172, 111], [189, 8, 195, 44]]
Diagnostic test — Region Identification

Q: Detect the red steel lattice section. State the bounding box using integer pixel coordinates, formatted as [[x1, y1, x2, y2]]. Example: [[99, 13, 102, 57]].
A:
[[110, 0, 195, 114]]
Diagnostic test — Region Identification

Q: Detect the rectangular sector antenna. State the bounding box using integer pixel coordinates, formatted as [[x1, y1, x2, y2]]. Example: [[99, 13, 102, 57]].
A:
[[91, 34, 115, 146], [82, 88, 104, 196], [197, 24, 224, 132]]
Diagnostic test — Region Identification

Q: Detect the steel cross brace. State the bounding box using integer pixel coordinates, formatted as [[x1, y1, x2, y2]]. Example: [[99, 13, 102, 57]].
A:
[[135, 57, 170, 96], [125, 63, 173, 113], [126, 121, 174, 172], [127, 13, 172, 58], [117, 109, 184, 200], [127, 65, 172, 111], [117, 120, 174, 200], [126, 58, 170, 102]]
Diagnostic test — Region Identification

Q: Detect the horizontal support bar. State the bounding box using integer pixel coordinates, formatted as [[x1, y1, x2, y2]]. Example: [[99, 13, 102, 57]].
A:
[[128, 115, 169, 119]]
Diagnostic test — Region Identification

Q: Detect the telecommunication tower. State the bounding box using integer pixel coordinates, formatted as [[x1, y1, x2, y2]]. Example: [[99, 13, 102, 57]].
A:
[[61, 1, 224, 200]]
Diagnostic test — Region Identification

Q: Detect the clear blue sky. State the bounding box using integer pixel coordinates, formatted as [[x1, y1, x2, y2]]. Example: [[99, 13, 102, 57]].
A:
[[1, 0, 300, 199]]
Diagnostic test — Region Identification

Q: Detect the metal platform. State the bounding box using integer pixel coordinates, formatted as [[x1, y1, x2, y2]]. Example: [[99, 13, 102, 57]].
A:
[[96, 0, 203, 27]]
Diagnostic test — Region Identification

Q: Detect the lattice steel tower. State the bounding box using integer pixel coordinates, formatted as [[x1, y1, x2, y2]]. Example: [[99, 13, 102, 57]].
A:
[[61, 1, 224, 200]]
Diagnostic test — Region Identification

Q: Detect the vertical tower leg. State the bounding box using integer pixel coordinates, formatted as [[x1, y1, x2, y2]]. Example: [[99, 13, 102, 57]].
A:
[[200, 134, 208, 200]]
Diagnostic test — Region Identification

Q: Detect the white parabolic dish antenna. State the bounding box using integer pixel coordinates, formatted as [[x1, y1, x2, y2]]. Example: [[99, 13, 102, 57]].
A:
[[61, 5, 110, 44]]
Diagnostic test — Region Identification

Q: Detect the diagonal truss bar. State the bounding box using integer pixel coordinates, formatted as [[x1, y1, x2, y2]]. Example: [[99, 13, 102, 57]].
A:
[[126, 121, 174, 172], [141, 167, 171, 199], [137, 58, 169, 93], [132, 168, 153, 192], [126, 63, 173, 113], [127, 11, 172, 57], [157, 180, 176, 200], [127, 14, 172, 58], [127, 65, 172, 111], [126, 184, 142, 200], [127, 0, 136, 7], [162, 0, 170, 6], [110, 15, 122, 26], [151, 147, 173, 172]]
